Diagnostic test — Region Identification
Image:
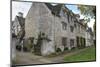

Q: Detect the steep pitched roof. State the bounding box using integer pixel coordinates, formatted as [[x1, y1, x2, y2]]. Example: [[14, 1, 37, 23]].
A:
[[53, 4, 63, 16], [45, 3, 86, 27], [45, 3, 63, 17], [45, 3, 53, 11], [16, 16, 25, 28]]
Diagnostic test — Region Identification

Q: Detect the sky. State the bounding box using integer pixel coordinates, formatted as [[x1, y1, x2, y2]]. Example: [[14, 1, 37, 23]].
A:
[[12, 1, 95, 30], [66, 4, 80, 14]]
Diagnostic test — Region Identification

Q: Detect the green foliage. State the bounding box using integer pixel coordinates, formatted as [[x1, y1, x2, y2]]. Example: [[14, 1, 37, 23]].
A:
[[93, 22, 96, 36], [28, 44, 33, 51], [16, 45, 21, 51], [24, 39, 33, 51], [78, 5, 96, 19], [64, 47, 68, 51], [78, 5, 96, 36], [78, 5, 96, 29], [56, 48, 62, 52], [71, 47, 76, 50]]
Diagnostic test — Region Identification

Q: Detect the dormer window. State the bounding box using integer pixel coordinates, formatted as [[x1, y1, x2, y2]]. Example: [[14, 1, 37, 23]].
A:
[[70, 26, 74, 32], [62, 21, 67, 30], [60, 8, 67, 17]]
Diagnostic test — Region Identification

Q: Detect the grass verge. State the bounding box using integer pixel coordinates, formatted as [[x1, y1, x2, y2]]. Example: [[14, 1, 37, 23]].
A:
[[64, 46, 96, 62]]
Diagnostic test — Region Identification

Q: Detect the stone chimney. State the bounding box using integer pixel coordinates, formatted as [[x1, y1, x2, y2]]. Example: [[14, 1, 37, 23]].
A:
[[18, 12, 23, 17]]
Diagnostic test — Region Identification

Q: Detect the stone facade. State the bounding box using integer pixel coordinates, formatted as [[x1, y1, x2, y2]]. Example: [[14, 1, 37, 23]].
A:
[[13, 2, 93, 56]]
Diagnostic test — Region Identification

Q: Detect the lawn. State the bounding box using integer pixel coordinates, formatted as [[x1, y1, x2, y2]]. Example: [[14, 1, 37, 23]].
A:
[[64, 46, 96, 62]]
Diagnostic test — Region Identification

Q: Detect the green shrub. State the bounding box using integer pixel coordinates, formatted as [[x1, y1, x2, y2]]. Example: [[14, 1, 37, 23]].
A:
[[23, 39, 33, 52], [16, 45, 21, 51], [24, 43, 33, 51], [56, 48, 61, 52], [64, 47, 68, 51], [71, 47, 76, 50]]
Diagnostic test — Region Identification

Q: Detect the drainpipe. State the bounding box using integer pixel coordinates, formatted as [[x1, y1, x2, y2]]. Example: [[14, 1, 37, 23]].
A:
[[54, 11, 56, 51]]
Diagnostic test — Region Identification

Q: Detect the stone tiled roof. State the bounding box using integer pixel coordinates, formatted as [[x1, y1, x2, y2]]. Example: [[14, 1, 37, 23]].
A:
[[45, 3, 53, 11], [45, 3, 63, 17], [45, 3, 86, 28]]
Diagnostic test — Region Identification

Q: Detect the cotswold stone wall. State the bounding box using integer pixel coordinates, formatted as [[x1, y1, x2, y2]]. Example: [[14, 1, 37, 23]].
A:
[[25, 3, 55, 55], [25, 2, 91, 56]]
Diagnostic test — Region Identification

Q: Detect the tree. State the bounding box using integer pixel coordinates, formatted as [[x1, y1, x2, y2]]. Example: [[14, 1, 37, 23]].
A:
[[78, 5, 96, 36], [78, 5, 96, 19], [93, 22, 96, 36]]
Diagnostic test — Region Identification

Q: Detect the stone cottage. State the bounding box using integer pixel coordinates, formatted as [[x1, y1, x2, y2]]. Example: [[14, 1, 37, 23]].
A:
[[12, 2, 93, 56], [24, 2, 93, 56]]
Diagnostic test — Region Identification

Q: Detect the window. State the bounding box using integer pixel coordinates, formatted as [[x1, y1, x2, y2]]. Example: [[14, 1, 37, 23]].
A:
[[62, 21, 67, 30], [60, 9, 65, 17], [70, 26, 74, 32], [70, 39, 74, 47], [74, 20, 77, 28], [62, 37, 67, 47], [62, 9, 67, 17], [74, 23, 76, 28], [68, 16, 71, 23]]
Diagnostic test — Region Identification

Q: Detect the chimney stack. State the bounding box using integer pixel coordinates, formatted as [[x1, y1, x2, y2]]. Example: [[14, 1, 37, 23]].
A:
[[18, 12, 23, 17]]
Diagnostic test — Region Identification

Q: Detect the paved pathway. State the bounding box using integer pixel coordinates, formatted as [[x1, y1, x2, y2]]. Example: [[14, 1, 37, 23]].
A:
[[15, 47, 90, 65]]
